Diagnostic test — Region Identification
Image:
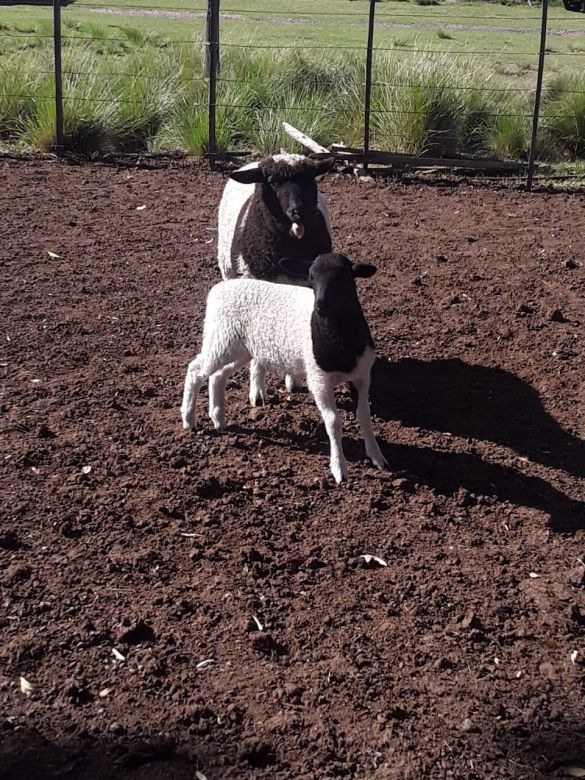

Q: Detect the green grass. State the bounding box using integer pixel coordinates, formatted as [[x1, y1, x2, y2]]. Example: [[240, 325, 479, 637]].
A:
[[1, 0, 585, 161]]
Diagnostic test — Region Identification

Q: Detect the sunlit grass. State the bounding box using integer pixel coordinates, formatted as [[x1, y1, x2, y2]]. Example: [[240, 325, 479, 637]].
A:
[[1, 8, 585, 162]]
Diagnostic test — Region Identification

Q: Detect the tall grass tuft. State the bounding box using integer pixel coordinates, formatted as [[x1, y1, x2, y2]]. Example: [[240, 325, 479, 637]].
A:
[[487, 111, 531, 160], [0, 52, 43, 140], [108, 49, 177, 151], [23, 49, 112, 152], [371, 53, 497, 157], [541, 74, 585, 159]]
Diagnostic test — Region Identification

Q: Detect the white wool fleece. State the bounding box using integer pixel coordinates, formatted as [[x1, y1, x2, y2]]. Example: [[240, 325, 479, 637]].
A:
[[198, 279, 312, 378]]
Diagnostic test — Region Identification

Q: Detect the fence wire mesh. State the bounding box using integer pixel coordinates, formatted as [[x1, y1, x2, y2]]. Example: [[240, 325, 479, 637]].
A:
[[1, 0, 585, 184]]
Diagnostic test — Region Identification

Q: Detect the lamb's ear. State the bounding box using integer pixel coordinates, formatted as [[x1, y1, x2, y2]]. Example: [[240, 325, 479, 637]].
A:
[[310, 157, 335, 178], [229, 167, 265, 184], [279, 257, 313, 279], [352, 263, 377, 279]]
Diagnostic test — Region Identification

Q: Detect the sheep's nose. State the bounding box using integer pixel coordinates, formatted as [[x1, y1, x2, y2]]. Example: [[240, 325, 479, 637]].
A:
[[289, 208, 301, 223]]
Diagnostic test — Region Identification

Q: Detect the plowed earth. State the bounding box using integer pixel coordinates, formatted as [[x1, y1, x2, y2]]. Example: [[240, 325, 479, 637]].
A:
[[1, 158, 584, 780]]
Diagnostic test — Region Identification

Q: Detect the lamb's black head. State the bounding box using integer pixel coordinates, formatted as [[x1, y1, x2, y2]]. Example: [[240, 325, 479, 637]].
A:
[[229, 154, 335, 240], [280, 253, 377, 317]]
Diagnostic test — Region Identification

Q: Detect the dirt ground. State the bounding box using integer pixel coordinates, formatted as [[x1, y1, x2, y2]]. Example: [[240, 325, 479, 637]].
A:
[[1, 158, 584, 780]]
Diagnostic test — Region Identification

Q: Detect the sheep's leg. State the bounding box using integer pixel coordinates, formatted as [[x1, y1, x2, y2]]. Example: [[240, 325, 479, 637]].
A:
[[285, 373, 295, 393], [309, 379, 348, 484], [209, 356, 249, 430], [181, 355, 207, 430], [352, 375, 388, 469], [182, 343, 248, 431], [249, 360, 267, 407]]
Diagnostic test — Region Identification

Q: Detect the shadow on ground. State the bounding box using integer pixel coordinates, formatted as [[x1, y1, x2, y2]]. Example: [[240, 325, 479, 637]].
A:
[[0, 730, 218, 780], [377, 440, 585, 533], [371, 357, 585, 479]]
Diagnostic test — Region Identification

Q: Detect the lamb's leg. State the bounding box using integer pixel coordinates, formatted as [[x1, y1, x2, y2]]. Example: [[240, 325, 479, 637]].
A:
[[181, 355, 207, 430], [182, 342, 248, 431], [249, 360, 267, 407], [285, 373, 295, 393], [209, 356, 249, 430], [352, 374, 388, 469], [309, 379, 348, 483]]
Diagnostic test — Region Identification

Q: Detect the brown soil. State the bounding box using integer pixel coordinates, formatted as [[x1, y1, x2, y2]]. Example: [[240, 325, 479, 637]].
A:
[[1, 158, 584, 780]]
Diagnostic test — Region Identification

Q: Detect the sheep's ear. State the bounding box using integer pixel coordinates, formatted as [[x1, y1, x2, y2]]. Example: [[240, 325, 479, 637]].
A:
[[352, 263, 377, 279], [229, 167, 265, 184], [310, 157, 335, 178], [279, 257, 313, 279]]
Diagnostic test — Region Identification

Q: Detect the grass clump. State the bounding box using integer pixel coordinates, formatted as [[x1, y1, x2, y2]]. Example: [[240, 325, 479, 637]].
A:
[[541, 74, 585, 159], [372, 53, 497, 157], [23, 50, 112, 153], [487, 112, 530, 160]]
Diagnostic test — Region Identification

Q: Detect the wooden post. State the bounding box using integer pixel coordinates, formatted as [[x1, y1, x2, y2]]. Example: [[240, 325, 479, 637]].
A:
[[526, 0, 548, 191], [363, 0, 377, 172], [206, 0, 220, 160], [53, 0, 64, 154]]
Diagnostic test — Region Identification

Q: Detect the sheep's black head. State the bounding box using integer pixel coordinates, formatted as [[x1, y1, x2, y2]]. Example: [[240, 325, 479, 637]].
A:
[[229, 154, 335, 240], [280, 253, 377, 317]]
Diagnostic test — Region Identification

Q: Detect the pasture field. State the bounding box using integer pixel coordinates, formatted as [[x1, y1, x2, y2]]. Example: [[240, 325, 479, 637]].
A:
[[2, 0, 585, 159], [1, 159, 584, 778]]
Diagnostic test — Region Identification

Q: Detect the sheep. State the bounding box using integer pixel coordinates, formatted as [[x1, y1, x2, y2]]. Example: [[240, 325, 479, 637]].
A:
[[181, 252, 388, 483], [217, 152, 335, 282], [217, 152, 335, 403]]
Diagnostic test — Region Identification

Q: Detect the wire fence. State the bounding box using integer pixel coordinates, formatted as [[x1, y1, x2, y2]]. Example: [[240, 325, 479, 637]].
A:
[[1, 0, 585, 185]]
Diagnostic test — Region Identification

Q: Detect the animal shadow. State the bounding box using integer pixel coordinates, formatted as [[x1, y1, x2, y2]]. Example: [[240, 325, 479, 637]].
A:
[[371, 357, 585, 479], [377, 440, 584, 533]]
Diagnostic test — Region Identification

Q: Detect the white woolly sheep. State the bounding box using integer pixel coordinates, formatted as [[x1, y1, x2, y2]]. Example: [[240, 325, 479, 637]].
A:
[[181, 253, 387, 483]]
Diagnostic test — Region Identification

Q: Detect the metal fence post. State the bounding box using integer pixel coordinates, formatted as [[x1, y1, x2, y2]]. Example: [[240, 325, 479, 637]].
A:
[[526, 0, 548, 191], [363, 0, 377, 172], [53, 0, 64, 154], [206, 0, 220, 160]]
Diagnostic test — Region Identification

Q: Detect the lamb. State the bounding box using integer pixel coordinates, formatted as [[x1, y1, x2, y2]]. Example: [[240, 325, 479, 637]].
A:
[[217, 152, 335, 282], [181, 252, 388, 483]]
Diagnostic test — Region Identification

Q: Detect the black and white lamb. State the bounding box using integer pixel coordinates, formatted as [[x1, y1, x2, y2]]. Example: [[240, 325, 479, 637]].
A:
[[217, 152, 335, 282], [181, 253, 387, 483]]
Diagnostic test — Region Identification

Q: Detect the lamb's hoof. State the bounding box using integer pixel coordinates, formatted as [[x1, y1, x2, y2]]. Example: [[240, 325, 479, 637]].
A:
[[285, 374, 295, 393], [331, 464, 349, 484], [249, 393, 265, 408], [182, 419, 196, 431], [210, 407, 226, 431], [372, 456, 389, 470]]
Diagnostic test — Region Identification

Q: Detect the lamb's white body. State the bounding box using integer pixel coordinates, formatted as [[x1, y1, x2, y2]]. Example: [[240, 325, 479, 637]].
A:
[[217, 154, 333, 281], [181, 279, 387, 483]]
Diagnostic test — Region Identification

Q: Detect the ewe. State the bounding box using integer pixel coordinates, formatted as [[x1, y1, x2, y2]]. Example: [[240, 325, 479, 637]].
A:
[[217, 152, 334, 282]]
